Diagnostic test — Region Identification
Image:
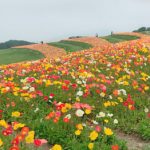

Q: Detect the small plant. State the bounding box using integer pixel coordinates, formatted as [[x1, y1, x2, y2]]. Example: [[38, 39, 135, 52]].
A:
[[137, 120, 150, 140]]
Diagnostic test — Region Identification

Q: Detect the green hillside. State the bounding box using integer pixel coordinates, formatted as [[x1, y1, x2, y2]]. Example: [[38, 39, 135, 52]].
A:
[[49, 40, 92, 52], [101, 34, 140, 43], [0, 48, 44, 65]]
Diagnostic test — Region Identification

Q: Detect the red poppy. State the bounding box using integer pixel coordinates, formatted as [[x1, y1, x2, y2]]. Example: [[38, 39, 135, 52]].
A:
[[95, 125, 101, 132], [34, 139, 42, 147], [9, 146, 20, 150], [44, 96, 48, 102], [63, 117, 69, 123], [112, 145, 119, 150], [49, 93, 55, 98], [11, 138, 19, 145]]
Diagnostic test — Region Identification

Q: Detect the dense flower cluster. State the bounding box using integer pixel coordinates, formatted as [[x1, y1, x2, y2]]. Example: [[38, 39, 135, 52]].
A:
[[0, 40, 150, 149]]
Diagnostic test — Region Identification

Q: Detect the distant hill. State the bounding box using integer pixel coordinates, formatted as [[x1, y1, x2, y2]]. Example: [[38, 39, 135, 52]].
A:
[[0, 40, 35, 49], [133, 27, 150, 35], [68, 36, 84, 39]]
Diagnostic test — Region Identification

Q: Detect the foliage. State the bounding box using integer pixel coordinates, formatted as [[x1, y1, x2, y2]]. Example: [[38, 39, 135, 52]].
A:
[[137, 120, 150, 140], [0, 40, 35, 49], [133, 27, 150, 35]]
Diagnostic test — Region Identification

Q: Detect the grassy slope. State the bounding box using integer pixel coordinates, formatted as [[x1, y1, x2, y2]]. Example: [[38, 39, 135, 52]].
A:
[[102, 34, 140, 43], [0, 48, 44, 65], [48, 40, 92, 52]]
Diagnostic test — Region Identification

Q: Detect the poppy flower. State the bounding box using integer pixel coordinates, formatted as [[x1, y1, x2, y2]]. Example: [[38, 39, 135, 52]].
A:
[[112, 145, 119, 150]]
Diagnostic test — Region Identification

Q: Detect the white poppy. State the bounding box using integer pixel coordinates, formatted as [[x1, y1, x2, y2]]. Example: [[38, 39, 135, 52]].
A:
[[75, 109, 84, 117], [144, 108, 149, 113], [76, 91, 83, 97], [114, 119, 118, 124], [107, 113, 113, 117]]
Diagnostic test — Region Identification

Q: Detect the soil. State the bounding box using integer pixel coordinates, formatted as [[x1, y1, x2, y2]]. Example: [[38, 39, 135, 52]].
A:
[[117, 132, 150, 150]]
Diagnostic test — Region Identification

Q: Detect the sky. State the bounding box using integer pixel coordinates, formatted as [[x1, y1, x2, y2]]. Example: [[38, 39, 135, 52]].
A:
[[0, 0, 150, 42]]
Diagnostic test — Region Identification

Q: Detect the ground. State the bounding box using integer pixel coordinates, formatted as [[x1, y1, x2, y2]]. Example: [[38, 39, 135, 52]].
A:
[[0, 32, 150, 150]]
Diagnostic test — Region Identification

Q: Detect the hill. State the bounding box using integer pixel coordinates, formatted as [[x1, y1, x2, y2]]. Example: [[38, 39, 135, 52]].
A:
[[0, 40, 35, 49], [133, 27, 150, 35]]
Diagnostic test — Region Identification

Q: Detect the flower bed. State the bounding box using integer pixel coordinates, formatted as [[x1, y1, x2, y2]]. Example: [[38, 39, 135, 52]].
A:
[[0, 41, 150, 150]]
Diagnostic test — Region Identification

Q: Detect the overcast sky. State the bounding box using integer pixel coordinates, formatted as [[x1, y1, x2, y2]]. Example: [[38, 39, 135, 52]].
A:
[[0, 0, 150, 42]]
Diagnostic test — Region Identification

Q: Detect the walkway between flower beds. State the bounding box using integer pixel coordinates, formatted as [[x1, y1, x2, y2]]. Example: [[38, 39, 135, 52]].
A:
[[117, 132, 150, 150], [66, 37, 111, 48], [15, 44, 66, 60]]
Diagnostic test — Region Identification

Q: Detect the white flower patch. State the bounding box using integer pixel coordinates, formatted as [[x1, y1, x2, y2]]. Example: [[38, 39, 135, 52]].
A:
[[34, 108, 39, 113], [92, 120, 98, 125], [5, 87, 10, 91], [124, 68, 130, 74], [144, 108, 149, 113], [109, 95, 113, 99], [22, 86, 29, 90], [76, 80, 82, 84], [29, 87, 35, 92], [76, 91, 83, 97], [96, 112, 106, 118], [75, 109, 84, 117], [65, 114, 71, 119], [82, 123, 86, 127], [114, 119, 118, 124], [107, 113, 113, 117], [22, 69, 27, 74], [119, 89, 127, 96], [107, 63, 111, 67], [20, 79, 26, 83], [82, 80, 86, 84], [42, 79, 46, 82], [100, 92, 105, 97]]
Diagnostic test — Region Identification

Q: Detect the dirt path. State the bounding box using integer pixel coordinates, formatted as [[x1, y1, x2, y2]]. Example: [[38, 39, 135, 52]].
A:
[[117, 132, 150, 150], [15, 43, 66, 60], [66, 36, 111, 48]]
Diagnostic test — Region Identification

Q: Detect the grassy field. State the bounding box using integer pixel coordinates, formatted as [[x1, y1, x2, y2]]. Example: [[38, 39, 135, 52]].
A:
[[102, 34, 140, 43], [0, 48, 44, 65], [49, 40, 92, 52]]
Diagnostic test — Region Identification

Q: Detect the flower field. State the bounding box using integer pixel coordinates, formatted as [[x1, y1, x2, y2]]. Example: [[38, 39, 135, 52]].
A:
[[0, 40, 150, 150]]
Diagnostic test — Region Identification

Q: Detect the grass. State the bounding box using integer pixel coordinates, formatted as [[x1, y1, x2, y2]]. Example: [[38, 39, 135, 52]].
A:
[[48, 40, 92, 52], [101, 34, 140, 43], [0, 48, 45, 65]]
